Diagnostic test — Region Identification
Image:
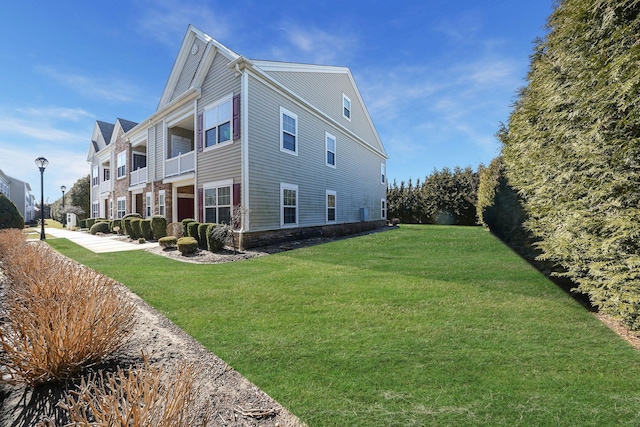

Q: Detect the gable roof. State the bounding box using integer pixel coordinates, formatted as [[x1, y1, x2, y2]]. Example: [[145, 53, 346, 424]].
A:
[[97, 121, 115, 146], [117, 118, 138, 133], [87, 120, 115, 161]]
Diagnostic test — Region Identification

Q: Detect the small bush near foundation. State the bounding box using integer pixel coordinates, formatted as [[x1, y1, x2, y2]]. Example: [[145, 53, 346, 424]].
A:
[[151, 215, 167, 240], [86, 218, 96, 229], [90, 221, 110, 235], [182, 218, 196, 236], [111, 219, 122, 233], [130, 218, 142, 239], [187, 221, 200, 240], [159, 236, 177, 249], [206, 224, 225, 252], [177, 237, 198, 255], [0, 234, 136, 385], [59, 357, 209, 427], [79, 219, 87, 229], [198, 223, 209, 249], [141, 219, 153, 240]]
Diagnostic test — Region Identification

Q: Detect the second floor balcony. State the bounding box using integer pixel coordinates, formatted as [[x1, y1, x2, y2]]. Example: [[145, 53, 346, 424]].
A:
[[130, 167, 147, 186], [165, 150, 195, 177], [99, 179, 111, 194]]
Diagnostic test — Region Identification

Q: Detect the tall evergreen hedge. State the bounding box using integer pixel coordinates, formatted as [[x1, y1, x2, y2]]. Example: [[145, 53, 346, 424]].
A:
[[0, 193, 24, 229], [502, 0, 640, 328]]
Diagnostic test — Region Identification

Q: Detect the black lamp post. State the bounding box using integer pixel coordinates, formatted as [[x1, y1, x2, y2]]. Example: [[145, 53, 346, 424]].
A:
[[35, 156, 48, 240], [61, 185, 66, 228]]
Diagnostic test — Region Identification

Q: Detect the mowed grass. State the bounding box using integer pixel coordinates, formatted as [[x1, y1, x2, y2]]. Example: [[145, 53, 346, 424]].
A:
[[48, 225, 640, 426]]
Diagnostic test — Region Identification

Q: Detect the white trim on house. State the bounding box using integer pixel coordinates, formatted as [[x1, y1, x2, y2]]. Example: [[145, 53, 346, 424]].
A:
[[280, 107, 298, 156], [325, 132, 336, 168], [203, 94, 234, 151], [280, 183, 298, 228], [326, 190, 337, 224], [203, 178, 234, 224], [241, 69, 250, 232]]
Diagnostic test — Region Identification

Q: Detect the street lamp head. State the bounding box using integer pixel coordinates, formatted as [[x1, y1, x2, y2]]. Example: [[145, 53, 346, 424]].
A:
[[61, 185, 66, 192], [35, 156, 49, 171]]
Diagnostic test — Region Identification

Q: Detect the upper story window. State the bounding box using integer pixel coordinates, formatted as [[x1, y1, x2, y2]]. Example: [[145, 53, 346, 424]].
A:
[[326, 132, 336, 168], [342, 94, 351, 121], [204, 96, 232, 149], [280, 107, 298, 155], [381, 163, 386, 185], [117, 151, 126, 178], [92, 167, 99, 186]]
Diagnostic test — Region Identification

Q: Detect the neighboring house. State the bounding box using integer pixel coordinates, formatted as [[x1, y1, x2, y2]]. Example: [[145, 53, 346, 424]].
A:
[[0, 169, 35, 224], [88, 25, 388, 248]]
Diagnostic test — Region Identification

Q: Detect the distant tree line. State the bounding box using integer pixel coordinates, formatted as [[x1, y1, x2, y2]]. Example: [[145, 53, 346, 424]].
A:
[[387, 166, 480, 226]]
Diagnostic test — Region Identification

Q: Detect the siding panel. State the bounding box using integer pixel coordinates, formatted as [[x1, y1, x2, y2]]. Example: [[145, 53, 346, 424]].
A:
[[170, 38, 206, 103], [247, 74, 386, 232]]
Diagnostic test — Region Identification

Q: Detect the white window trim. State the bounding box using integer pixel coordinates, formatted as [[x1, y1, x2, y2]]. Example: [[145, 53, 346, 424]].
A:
[[326, 190, 337, 224], [92, 167, 99, 187], [381, 163, 386, 185], [381, 198, 387, 220], [325, 132, 336, 169], [92, 201, 99, 218], [117, 197, 126, 219], [280, 107, 298, 156], [116, 151, 127, 179], [342, 93, 352, 122], [158, 190, 166, 217], [203, 179, 234, 224], [203, 94, 234, 152], [280, 183, 298, 228], [145, 192, 153, 218]]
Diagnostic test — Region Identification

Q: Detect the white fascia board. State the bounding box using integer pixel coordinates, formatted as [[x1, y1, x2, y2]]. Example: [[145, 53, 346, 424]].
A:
[[251, 60, 349, 74]]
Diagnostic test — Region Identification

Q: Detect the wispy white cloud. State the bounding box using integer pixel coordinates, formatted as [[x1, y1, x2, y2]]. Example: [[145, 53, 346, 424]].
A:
[[135, 0, 231, 48], [270, 25, 359, 65], [37, 66, 137, 103], [0, 106, 92, 143]]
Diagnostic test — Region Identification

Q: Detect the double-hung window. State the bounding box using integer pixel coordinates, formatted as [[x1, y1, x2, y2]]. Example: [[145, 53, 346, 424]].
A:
[[92, 201, 99, 218], [158, 190, 166, 217], [326, 132, 336, 168], [145, 192, 153, 218], [204, 181, 232, 224], [92, 167, 99, 186], [117, 151, 126, 178], [204, 97, 232, 148], [280, 107, 298, 155], [381, 163, 386, 185], [327, 190, 337, 224], [117, 197, 126, 219], [281, 183, 298, 227], [343, 94, 351, 121], [381, 198, 387, 220]]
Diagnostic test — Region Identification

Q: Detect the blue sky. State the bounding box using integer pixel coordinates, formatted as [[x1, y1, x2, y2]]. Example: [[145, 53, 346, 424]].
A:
[[0, 0, 553, 205]]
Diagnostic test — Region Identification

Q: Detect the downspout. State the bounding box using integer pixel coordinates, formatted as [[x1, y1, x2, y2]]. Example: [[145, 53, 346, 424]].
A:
[[240, 65, 250, 248]]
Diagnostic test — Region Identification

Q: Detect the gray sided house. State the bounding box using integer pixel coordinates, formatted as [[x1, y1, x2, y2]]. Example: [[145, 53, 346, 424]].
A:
[[88, 25, 388, 248], [0, 169, 35, 224]]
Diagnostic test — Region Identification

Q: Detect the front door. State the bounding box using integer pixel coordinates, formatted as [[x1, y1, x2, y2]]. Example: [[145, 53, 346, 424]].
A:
[[177, 197, 194, 222], [135, 193, 143, 215]]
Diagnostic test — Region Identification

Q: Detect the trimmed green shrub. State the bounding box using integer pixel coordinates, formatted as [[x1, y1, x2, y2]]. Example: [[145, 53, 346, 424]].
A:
[[89, 221, 110, 235], [206, 223, 225, 252], [86, 218, 96, 229], [0, 193, 24, 229], [110, 219, 122, 233], [130, 218, 142, 239], [138, 237, 146, 244], [122, 213, 142, 221], [79, 219, 87, 229], [140, 219, 153, 240], [177, 237, 198, 255], [197, 223, 209, 249], [151, 215, 167, 240], [187, 221, 200, 239], [159, 236, 177, 249], [182, 218, 196, 237], [123, 218, 133, 237]]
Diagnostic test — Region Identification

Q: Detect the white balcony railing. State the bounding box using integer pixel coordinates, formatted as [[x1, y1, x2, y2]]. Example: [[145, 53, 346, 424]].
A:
[[99, 180, 111, 194], [165, 151, 195, 177], [130, 167, 147, 186]]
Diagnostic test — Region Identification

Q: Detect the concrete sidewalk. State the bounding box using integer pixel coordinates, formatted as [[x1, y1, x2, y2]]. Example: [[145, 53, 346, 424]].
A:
[[45, 227, 159, 253]]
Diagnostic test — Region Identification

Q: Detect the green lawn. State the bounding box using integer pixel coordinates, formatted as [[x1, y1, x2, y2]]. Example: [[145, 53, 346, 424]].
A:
[[48, 225, 640, 426]]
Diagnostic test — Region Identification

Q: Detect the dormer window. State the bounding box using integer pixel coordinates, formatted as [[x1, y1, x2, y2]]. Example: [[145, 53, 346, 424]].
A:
[[342, 94, 351, 121]]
